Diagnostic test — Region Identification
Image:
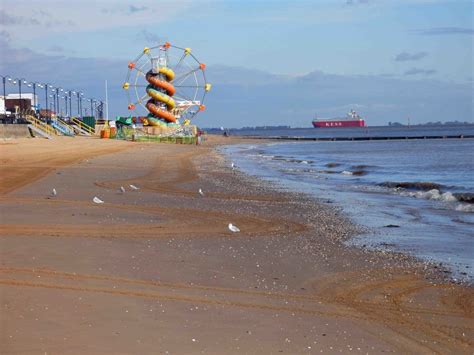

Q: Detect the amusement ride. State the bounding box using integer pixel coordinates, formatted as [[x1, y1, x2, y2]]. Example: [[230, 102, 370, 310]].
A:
[[123, 42, 211, 130]]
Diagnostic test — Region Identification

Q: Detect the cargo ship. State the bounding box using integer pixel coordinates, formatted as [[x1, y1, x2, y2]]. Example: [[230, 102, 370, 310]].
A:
[[312, 110, 366, 128]]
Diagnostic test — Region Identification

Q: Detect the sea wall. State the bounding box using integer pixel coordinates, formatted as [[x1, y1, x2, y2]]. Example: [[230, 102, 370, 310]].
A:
[[0, 124, 31, 138]]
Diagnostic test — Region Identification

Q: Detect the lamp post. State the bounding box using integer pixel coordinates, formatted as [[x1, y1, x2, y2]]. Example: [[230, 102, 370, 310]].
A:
[[26, 82, 38, 113], [79, 92, 84, 117], [41, 83, 53, 119], [89, 99, 94, 118], [18, 79, 22, 117], [44, 84, 49, 118], [49, 95, 54, 117], [56, 88, 63, 118], [76, 92, 82, 117], [58, 96, 63, 118], [0, 75, 11, 102], [53, 92, 57, 116], [68, 90, 73, 118], [55, 88, 61, 118], [32, 83, 38, 112], [17, 78, 27, 118], [36, 83, 43, 116]]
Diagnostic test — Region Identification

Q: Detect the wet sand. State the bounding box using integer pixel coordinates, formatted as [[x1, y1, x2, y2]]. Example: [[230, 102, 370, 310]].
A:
[[0, 136, 472, 354]]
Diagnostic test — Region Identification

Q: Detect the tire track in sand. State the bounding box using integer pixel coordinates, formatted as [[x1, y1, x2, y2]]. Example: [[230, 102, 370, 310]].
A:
[[0, 267, 359, 319], [313, 270, 474, 354]]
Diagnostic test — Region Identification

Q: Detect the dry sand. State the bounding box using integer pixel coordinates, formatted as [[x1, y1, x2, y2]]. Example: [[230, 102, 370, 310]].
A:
[[0, 136, 472, 354]]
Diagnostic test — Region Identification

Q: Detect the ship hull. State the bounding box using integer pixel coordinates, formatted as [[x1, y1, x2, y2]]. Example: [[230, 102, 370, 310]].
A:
[[312, 120, 366, 128]]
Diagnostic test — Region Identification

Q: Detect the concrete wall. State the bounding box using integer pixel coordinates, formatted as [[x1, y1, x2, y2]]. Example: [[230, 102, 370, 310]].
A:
[[0, 124, 32, 138]]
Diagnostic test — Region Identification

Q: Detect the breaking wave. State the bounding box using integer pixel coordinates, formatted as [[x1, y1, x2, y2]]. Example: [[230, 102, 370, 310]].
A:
[[400, 189, 458, 202], [455, 204, 474, 213], [379, 181, 445, 191], [393, 188, 473, 213]]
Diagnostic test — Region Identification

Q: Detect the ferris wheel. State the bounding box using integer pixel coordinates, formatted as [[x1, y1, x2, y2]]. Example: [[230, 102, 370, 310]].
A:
[[123, 42, 211, 126]]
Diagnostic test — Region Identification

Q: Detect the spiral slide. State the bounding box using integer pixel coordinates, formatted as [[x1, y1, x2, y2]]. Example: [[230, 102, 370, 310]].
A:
[[145, 67, 178, 126], [124, 42, 210, 128]]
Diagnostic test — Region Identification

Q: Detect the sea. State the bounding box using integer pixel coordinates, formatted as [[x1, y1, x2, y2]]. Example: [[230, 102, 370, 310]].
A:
[[220, 125, 474, 282]]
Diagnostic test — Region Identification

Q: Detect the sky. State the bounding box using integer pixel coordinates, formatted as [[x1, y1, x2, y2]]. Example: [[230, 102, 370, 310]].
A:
[[0, 0, 472, 127]]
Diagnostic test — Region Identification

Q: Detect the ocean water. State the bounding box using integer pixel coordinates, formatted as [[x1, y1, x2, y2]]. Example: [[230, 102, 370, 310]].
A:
[[221, 127, 474, 282], [225, 124, 473, 139]]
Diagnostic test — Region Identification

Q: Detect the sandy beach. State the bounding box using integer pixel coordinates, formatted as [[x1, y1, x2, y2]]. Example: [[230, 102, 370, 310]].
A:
[[0, 136, 472, 354]]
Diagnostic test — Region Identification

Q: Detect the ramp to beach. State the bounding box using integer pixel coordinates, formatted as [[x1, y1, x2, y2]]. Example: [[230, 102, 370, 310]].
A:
[[25, 115, 57, 139]]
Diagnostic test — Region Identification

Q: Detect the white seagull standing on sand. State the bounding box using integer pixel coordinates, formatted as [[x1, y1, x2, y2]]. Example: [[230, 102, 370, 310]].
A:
[[119, 186, 126, 193], [198, 188, 205, 196], [93, 196, 104, 204], [129, 184, 140, 190], [231, 162, 235, 170], [228, 223, 240, 233], [52, 188, 57, 196]]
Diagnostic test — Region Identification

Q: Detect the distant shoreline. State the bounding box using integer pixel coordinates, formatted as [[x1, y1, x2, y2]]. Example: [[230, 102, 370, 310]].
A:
[[204, 122, 474, 132]]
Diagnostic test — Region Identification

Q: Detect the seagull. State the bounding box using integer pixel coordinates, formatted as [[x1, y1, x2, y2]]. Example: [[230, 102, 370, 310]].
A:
[[119, 186, 125, 193], [198, 188, 204, 196], [220, 126, 224, 131], [52, 188, 57, 196], [228, 223, 240, 233], [129, 184, 139, 190], [93, 196, 104, 204], [231, 162, 235, 170]]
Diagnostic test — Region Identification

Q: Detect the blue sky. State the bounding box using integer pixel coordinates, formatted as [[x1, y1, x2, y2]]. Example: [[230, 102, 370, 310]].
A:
[[0, 0, 472, 126]]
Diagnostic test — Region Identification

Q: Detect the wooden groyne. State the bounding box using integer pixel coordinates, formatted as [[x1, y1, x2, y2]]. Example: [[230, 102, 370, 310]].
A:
[[240, 134, 474, 142]]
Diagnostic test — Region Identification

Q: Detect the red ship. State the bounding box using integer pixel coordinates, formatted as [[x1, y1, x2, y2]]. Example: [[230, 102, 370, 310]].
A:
[[312, 110, 366, 128]]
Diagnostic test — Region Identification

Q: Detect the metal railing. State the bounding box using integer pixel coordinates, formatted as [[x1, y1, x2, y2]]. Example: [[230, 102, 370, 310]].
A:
[[57, 118, 76, 135], [24, 115, 58, 136], [71, 117, 95, 135]]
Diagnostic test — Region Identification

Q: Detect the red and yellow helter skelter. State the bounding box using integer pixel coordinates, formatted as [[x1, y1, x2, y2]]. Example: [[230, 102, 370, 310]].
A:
[[123, 42, 211, 127]]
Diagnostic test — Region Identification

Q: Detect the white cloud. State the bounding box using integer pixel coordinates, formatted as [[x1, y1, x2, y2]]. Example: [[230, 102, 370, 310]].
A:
[[0, 1, 194, 41], [395, 51, 429, 61]]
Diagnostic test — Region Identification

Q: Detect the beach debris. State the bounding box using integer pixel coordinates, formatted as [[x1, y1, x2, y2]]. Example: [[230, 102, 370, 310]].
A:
[[228, 223, 240, 233], [129, 184, 140, 190], [198, 188, 204, 196], [52, 188, 57, 197], [93, 196, 104, 204], [119, 186, 126, 193]]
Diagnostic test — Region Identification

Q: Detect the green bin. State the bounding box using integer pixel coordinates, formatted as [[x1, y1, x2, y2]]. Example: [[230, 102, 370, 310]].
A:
[[82, 116, 96, 129]]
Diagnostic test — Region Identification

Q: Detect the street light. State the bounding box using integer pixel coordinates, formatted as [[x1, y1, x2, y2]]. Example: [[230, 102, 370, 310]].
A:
[[0, 75, 12, 103], [63, 95, 68, 118], [80, 92, 85, 117], [76, 91, 83, 117], [37, 83, 43, 116], [88, 98, 94, 118], [68, 90, 73, 118], [55, 88, 61, 118], [41, 83, 53, 119], [50, 92, 56, 117], [30, 82, 39, 113], [14, 78, 28, 118]]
